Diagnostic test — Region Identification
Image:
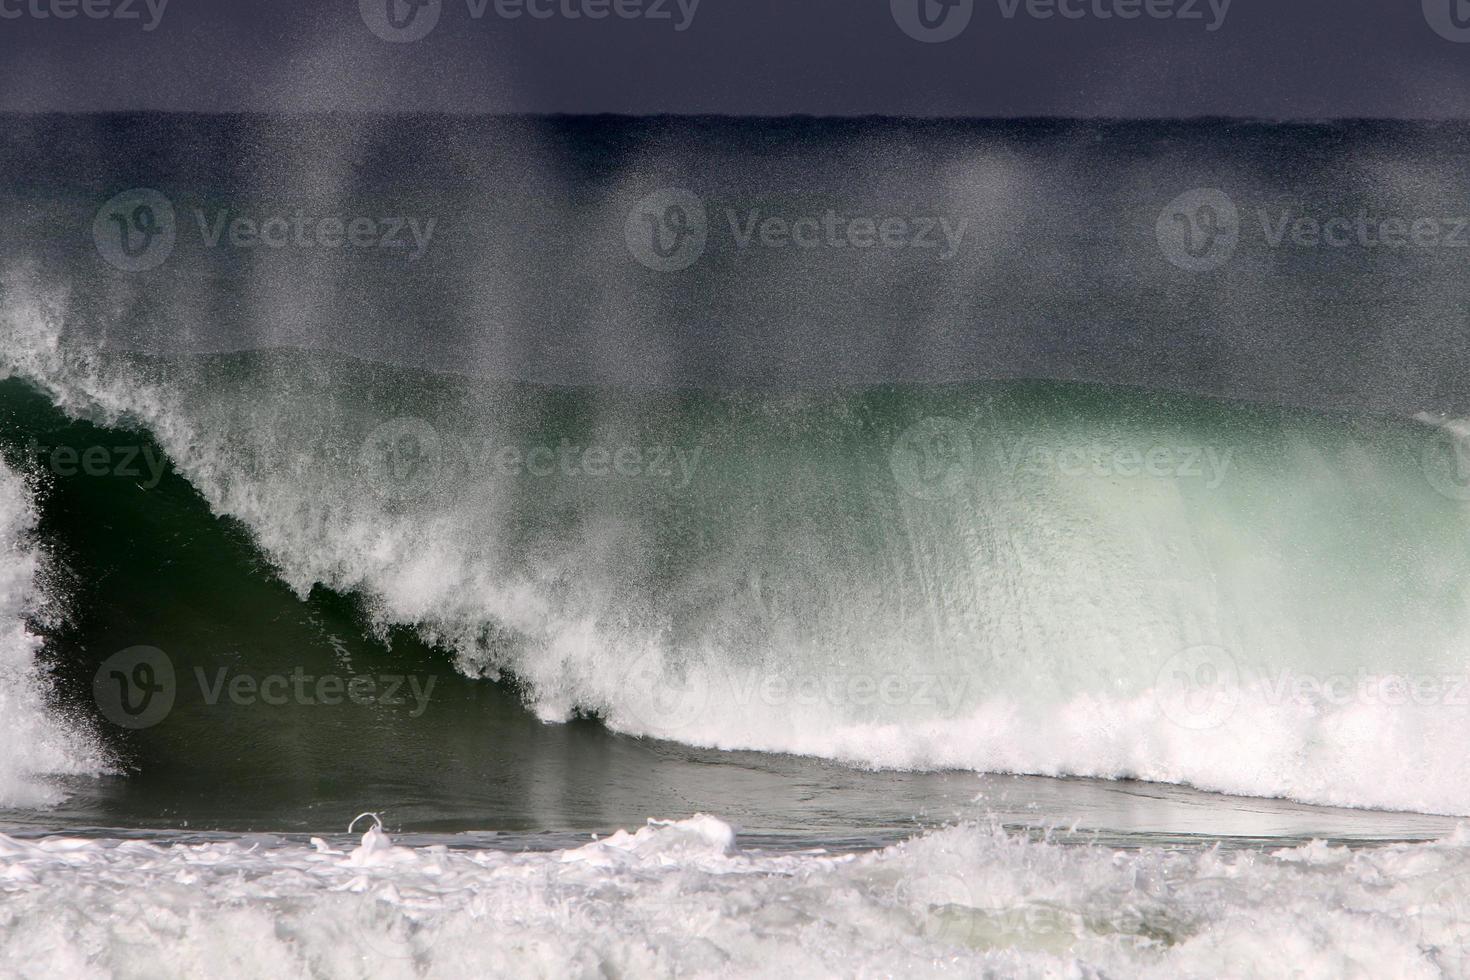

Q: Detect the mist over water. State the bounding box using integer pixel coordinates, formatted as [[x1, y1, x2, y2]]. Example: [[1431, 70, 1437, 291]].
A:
[[5, 112, 1470, 977], [5, 113, 1470, 815], [6, 115, 1470, 408]]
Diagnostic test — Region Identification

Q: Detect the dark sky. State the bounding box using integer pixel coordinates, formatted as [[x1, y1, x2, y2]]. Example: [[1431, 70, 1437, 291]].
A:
[[0, 0, 1468, 117]]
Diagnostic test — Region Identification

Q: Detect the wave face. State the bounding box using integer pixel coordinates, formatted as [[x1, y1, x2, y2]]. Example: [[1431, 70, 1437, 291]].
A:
[[0, 455, 105, 806], [5, 290, 1470, 816], [6, 114, 1470, 820]]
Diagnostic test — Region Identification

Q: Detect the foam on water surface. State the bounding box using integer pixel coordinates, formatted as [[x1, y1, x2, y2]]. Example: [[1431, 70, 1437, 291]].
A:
[[1, 815, 1469, 979]]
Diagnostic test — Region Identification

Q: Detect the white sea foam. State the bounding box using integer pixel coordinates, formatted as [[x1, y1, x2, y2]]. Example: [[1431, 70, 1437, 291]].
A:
[[6, 286, 1470, 816], [0, 814, 1467, 978], [0, 458, 106, 806]]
